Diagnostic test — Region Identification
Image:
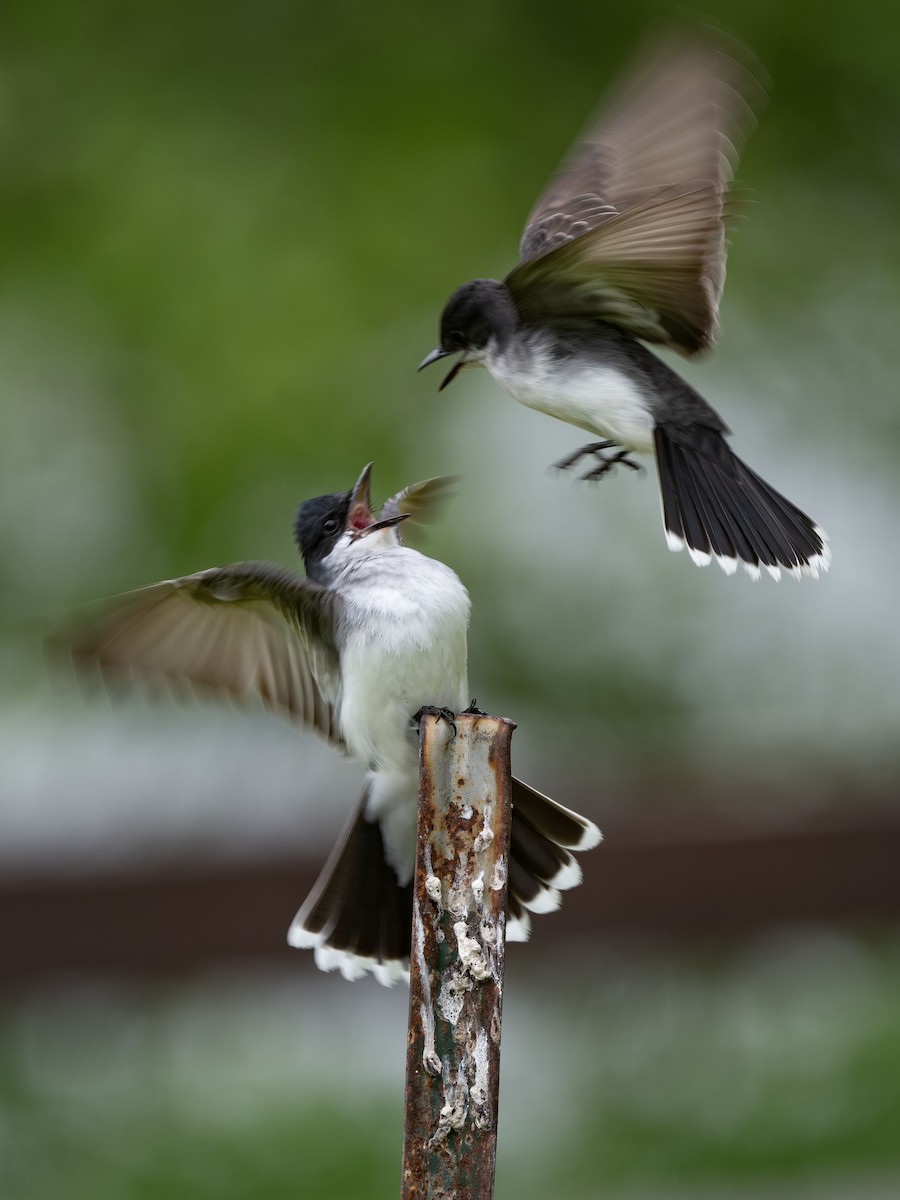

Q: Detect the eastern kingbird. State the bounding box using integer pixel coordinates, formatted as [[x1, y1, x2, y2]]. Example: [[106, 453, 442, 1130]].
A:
[[57, 464, 600, 985], [419, 37, 830, 581]]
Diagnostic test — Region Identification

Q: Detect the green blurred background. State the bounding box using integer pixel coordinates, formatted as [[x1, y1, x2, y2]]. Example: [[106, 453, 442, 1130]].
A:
[[2, 0, 900, 1197]]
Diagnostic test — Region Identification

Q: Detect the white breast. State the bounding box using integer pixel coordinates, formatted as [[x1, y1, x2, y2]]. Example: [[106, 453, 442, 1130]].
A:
[[333, 544, 470, 777], [486, 335, 655, 452]]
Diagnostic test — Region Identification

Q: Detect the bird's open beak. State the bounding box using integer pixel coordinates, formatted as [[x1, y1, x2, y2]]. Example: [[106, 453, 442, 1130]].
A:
[[355, 513, 411, 539], [347, 463, 411, 539], [347, 462, 375, 532], [418, 347, 465, 392]]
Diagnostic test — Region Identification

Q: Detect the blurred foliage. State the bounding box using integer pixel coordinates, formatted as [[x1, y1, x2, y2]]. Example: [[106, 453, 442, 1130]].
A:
[[2, 937, 900, 1199]]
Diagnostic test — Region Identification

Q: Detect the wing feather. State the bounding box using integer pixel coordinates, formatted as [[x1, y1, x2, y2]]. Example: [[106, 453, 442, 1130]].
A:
[[55, 561, 344, 746], [511, 35, 763, 355], [378, 475, 459, 540]]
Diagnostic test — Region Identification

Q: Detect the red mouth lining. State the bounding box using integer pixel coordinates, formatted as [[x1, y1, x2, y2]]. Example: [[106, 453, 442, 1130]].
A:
[[348, 501, 373, 532]]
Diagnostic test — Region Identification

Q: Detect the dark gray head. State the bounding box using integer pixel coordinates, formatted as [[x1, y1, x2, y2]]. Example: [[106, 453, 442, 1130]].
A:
[[438, 279, 518, 352], [293, 491, 350, 578], [418, 279, 519, 389], [293, 463, 409, 581]]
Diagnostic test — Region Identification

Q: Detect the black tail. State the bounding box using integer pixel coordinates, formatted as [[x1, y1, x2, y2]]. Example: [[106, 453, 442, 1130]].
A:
[[288, 780, 601, 985], [506, 778, 601, 942], [288, 785, 413, 986], [654, 425, 830, 580]]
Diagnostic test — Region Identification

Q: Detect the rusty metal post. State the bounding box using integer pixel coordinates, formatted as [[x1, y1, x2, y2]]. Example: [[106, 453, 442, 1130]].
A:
[[400, 712, 515, 1200]]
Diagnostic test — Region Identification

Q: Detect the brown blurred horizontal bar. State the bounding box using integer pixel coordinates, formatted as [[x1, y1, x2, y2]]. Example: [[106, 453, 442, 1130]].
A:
[[2, 817, 899, 985]]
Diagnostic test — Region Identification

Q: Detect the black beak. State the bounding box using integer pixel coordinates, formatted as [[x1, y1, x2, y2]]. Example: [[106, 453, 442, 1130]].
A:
[[352, 513, 411, 541], [345, 461, 375, 533], [348, 462, 374, 512], [347, 465, 411, 539], [418, 347, 465, 392], [438, 360, 464, 391], [417, 347, 450, 372]]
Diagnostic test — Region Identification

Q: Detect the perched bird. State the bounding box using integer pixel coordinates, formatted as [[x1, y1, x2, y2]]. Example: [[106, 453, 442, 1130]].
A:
[[56, 464, 600, 985], [420, 36, 829, 581]]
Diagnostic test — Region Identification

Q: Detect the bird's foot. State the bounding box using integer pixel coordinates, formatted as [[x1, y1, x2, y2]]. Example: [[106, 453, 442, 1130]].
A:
[[462, 699, 487, 716], [580, 448, 643, 480], [553, 441, 616, 473], [554, 441, 644, 480], [414, 705, 458, 736]]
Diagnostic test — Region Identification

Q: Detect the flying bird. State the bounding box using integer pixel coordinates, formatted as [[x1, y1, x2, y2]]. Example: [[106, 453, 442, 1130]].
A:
[[55, 464, 600, 985], [419, 36, 829, 581]]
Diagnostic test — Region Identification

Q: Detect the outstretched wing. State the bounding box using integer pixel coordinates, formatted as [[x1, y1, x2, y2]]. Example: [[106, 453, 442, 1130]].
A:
[[55, 561, 344, 745], [378, 475, 459, 542], [508, 35, 762, 355]]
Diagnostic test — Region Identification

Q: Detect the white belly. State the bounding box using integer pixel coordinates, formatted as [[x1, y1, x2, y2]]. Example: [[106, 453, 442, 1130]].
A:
[[322, 541, 470, 884], [334, 551, 470, 775], [338, 624, 468, 774], [337, 581, 469, 885], [487, 344, 655, 452]]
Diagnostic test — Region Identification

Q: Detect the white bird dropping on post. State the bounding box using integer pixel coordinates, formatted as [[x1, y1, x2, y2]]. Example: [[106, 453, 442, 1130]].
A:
[[401, 712, 515, 1199]]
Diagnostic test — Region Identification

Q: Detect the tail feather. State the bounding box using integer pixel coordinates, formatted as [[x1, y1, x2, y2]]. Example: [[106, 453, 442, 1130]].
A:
[[680, 448, 752, 569], [510, 811, 574, 886], [380, 871, 414, 964], [659, 428, 736, 567], [655, 425, 830, 580], [736, 456, 826, 562], [288, 787, 412, 986], [690, 446, 804, 570], [668, 439, 714, 564], [506, 895, 532, 943], [288, 777, 600, 986], [682, 441, 776, 568], [510, 777, 602, 850]]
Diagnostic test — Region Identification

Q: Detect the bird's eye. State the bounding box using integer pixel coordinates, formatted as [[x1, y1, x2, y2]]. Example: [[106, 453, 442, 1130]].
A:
[[323, 518, 340, 534]]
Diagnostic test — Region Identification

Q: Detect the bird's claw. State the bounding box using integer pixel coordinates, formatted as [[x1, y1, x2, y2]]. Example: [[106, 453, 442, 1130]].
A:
[[580, 449, 643, 481], [414, 705, 458, 736], [462, 699, 487, 716], [552, 441, 616, 473], [553, 441, 644, 481]]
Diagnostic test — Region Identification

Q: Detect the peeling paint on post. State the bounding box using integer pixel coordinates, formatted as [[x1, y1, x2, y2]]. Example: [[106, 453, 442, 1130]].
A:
[[400, 712, 514, 1200]]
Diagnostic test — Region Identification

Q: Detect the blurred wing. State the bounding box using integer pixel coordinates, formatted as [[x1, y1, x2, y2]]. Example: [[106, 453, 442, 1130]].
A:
[[510, 184, 743, 354], [378, 475, 459, 543], [56, 562, 343, 745], [511, 36, 762, 354]]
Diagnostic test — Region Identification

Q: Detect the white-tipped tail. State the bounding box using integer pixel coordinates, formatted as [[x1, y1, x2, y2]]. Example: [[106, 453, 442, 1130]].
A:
[[287, 788, 413, 987], [288, 777, 600, 987], [655, 426, 830, 581], [508, 776, 601, 920]]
